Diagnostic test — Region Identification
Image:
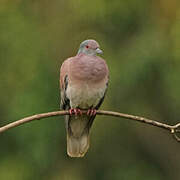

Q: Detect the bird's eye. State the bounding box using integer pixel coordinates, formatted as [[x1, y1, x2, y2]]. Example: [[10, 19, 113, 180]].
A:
[[86, 45, 89, 48]]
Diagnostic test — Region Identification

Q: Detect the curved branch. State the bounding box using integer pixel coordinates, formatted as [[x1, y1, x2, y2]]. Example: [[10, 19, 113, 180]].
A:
[[0, 110, 180, 142]]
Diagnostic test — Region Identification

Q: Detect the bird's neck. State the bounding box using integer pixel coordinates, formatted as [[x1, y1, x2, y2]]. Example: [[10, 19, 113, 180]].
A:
[[77, 49, 96, 56]]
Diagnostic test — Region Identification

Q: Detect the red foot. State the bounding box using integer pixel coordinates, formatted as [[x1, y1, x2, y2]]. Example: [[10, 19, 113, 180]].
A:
[[69, 108, 82, 116], [87, 109, 97, 116]]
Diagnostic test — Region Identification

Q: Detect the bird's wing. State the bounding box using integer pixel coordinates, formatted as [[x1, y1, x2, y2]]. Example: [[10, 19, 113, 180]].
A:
[[60, 59, 70, 110], [95, 78, 109, 110]]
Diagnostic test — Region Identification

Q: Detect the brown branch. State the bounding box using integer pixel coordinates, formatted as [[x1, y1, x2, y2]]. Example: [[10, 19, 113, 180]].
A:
[[0, 110, 180, 141]]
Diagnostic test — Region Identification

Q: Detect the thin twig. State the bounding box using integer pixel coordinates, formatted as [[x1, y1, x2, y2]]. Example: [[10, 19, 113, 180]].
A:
[[0, 110, 179, 141]]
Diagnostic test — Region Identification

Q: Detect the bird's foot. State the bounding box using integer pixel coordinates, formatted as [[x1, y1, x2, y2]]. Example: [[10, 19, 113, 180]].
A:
[[69, 108, 82, 116], [87, 109, 97, 116]]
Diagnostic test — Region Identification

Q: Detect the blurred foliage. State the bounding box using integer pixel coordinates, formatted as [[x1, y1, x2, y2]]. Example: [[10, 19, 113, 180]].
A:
[[0, 0, 180, 179]]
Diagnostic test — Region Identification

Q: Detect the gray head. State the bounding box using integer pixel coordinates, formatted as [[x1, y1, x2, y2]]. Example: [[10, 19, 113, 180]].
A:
[[77, 39, 103, 56]]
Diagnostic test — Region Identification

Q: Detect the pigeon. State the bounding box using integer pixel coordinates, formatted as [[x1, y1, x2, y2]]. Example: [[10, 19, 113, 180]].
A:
[[60, 39, 109, 157]]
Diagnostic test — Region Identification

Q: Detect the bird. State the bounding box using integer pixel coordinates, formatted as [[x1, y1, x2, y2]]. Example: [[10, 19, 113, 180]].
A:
[[60, 39, 109, 157]]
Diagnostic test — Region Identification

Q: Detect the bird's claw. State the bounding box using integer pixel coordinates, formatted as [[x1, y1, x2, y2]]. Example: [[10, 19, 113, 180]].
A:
[[87, 109, 97, 116], [69, 108, 82, 116]]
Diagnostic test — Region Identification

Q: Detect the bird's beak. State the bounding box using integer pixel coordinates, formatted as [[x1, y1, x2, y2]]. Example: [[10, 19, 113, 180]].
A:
[[96, 48, 103, 54]]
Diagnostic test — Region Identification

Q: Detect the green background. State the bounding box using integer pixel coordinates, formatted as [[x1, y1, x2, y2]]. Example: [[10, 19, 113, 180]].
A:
[[0, 0, 180, 179]]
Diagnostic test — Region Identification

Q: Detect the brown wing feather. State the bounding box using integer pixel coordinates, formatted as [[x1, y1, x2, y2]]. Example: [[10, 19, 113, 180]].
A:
[[60, 59, 71, 110]]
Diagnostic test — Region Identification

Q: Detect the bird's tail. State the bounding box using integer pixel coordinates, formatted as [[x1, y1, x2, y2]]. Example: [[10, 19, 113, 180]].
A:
[[66, 115, 93, 157], [67, 131, 90, 157]]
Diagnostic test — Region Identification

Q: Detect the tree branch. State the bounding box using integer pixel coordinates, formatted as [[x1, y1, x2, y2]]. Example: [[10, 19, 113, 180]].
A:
[[0, 110, 180, 142]]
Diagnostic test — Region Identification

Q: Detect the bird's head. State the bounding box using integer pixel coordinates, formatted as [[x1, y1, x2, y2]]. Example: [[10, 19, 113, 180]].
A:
[[77, 39, 103, 56]]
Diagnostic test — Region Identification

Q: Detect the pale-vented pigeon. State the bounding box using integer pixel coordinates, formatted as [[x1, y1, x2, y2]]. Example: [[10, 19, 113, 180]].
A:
[[60, 39, 109, 157]]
